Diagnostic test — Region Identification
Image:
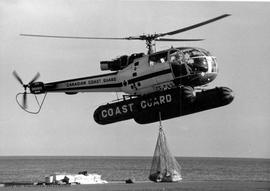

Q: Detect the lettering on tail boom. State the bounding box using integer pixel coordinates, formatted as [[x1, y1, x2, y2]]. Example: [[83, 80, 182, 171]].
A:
[[66, 77, 116, 87]]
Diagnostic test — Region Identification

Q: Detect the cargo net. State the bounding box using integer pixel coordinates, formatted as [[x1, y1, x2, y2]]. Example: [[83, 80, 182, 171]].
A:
[[149, 127, 182, 182]]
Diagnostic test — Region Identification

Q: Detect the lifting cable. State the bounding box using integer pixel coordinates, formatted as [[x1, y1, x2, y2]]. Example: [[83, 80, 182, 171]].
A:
[[159, 111, 163, 130]]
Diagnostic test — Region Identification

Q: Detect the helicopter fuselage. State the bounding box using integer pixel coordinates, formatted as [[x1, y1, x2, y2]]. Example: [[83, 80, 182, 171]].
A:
[[30, 47, 218, 96], [14, 14, 233, 124]]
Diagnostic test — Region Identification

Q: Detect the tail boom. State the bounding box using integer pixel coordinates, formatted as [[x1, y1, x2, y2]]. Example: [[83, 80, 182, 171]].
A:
[[30, 72, 122, 94]]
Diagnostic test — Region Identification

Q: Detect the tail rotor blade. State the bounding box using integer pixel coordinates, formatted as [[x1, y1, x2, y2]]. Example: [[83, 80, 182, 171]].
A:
[[13, 71, 24, 85], [22, 92, 27, 109], [29, 72, 40, 84]]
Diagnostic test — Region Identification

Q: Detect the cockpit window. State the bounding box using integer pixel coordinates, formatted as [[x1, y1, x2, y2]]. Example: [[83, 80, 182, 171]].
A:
[[169, 49, 194, 65], [149, 51, 168, 65], [196, 48, 212, 56], [193, 57, 208, 72], [169, 48, 209, 78], [177, 48, 211, 57]]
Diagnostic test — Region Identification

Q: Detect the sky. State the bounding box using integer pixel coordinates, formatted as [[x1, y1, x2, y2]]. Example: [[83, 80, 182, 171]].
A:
[[0, 0, 269, 158]]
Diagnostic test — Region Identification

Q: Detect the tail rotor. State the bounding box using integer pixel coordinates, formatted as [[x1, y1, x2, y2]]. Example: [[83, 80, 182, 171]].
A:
[[13, 71, 40, 109]]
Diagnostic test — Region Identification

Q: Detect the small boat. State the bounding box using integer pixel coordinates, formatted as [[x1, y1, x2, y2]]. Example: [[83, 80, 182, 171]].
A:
[[45, 171, 108, 185]]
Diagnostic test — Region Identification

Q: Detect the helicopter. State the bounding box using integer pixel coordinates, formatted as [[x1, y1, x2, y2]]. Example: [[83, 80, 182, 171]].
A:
[[13, 14, 234, 125]]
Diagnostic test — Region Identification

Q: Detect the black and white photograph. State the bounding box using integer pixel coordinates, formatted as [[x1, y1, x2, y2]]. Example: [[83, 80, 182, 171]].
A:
[[0, 0, 269, 190]]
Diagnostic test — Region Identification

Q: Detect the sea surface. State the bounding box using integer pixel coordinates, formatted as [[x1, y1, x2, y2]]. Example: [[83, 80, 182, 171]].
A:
[[0, 156, 269, 183]]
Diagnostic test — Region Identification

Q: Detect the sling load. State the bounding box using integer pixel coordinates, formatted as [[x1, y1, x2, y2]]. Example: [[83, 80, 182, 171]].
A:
[[149, 113, 182, 182]]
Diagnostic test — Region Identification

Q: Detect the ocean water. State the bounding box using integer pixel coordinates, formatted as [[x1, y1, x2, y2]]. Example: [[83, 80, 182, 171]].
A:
[[0, 156, 269, 183]]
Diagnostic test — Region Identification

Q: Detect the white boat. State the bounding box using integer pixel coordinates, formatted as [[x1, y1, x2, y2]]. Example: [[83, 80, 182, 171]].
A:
[[45, 172, 108, 185]]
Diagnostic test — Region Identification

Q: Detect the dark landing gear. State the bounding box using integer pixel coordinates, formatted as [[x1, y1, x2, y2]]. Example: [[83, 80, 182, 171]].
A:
[[94, 86, 233, 125]]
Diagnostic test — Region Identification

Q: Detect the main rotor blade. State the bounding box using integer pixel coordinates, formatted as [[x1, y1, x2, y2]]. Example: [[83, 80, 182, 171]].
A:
[[13, 71, 24, 85], [20, 34, 138, 40], [156, 38, 204, 42], [158, 14, 231, 37], [29, 72, 40, 84]]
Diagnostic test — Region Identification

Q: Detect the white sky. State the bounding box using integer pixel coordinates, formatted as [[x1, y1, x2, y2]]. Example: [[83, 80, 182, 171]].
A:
[[0, 0, 269, 158]]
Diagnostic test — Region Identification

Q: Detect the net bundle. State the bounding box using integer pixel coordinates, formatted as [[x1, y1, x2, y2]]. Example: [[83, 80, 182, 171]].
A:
[[149, 127, 182, 182]]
